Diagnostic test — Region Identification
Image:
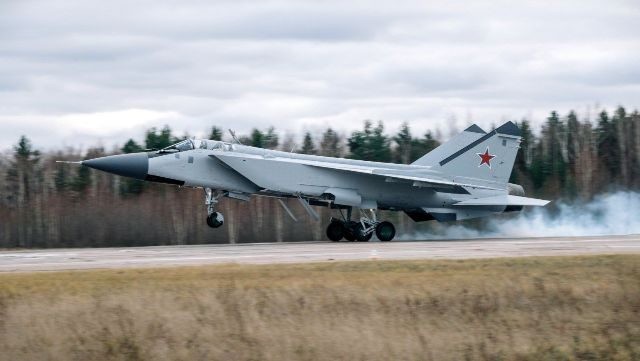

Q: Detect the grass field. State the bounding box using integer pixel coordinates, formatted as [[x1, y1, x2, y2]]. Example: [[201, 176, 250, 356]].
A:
[[1, 255, 639, 361]]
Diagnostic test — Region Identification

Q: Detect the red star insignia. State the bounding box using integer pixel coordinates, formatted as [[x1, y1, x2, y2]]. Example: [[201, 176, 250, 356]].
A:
[[477, 147, 495, 168]]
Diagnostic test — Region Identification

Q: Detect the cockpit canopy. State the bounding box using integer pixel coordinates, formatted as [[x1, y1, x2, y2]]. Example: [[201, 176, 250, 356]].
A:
[[158, 139, 232, 153], [197, 140, 232, 151]]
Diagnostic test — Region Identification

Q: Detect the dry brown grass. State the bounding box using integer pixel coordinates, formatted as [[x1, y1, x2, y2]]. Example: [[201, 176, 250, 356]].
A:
[[0, 255, 639, 361]]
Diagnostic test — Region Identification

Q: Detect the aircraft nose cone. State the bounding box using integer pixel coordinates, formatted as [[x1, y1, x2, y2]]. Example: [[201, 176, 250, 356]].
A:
[[82, 153, 149, 180]]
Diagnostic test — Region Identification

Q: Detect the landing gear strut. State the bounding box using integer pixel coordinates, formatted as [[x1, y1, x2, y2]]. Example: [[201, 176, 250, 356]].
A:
[[204, 188, 225, 228], [325, 208, 395, 242]]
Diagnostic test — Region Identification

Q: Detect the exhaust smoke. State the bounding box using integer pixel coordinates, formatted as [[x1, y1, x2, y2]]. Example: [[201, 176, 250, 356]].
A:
[[401, 191, 640, 240]]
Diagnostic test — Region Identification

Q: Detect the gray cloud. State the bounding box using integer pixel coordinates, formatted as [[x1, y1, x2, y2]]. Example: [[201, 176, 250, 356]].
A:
[[0, 0, 639, 150]]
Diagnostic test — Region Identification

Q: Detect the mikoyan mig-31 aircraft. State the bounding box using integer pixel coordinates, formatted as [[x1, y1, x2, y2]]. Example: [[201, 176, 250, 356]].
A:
[[70, 121, 549, 242]]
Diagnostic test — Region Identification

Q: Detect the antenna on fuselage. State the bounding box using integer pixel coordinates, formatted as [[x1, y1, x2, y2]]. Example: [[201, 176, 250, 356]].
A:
[[228, 129, 243, 145]]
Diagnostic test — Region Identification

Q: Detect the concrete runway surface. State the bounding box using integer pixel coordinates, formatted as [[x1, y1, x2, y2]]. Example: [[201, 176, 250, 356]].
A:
[[1, 235, 639, 272]]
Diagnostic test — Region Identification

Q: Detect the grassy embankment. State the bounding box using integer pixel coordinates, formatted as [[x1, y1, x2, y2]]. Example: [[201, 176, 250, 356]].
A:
[[1, 255, 639, 361]]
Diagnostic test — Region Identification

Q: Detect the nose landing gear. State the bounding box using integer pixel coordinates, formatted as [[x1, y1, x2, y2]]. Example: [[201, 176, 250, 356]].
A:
[[206, 211, 224, 228], [205, 188, 225, 228], [325, 208, 395, 242]]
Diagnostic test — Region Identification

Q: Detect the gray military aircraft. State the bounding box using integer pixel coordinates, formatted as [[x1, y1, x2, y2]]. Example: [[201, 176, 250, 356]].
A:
[[72, 121, 549, 242]]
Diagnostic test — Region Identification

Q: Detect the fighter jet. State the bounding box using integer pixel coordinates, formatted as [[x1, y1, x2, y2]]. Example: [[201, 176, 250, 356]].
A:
[[72, 121, 549, 242]]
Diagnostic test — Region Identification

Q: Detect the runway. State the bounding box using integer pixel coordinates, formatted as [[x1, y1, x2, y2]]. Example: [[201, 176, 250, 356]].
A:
[[0, 234, 639, 272]]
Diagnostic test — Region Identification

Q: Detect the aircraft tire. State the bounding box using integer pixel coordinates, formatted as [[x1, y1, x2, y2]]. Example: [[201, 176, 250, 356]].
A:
[[343, 221, 358, 242], [326, 220, 345, 242], [206, 212, 224, 228], [375, 221, 395, 241], [355, 223, 373, 242]]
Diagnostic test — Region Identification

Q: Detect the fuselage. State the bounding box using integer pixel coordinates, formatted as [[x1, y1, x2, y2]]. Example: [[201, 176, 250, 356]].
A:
[[142, 139, 512, 213]]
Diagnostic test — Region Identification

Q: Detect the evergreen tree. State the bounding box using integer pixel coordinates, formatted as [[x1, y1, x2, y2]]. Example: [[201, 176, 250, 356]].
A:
[[209, 126, 223, 141], [613, 106, 631, 186], [5, 135, 40, 205], [145, 125, 175, 150], [72, 148, 104, 193], [300, 132, 316, 155], [393, 122, 412, 164], [348, 121, 391, 162], [54, 162, 68, 191], [369, 121, 392, 162], [596, 110, 620, 182], [71, 164, 92, 193], [564, 111, 580, 197], [539, 111, 568, 193], [264, 127, 279, 149], [566, 111, 580, 166], [250, 129, 264, 148], [319, 128, 342, 157], [529, 141, 546, 190], [122, 139, 143, 154], [348, 121, 372, 160]]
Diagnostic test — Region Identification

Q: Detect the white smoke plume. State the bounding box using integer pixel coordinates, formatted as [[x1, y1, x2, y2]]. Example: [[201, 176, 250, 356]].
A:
[[402, 191, 640, 240]]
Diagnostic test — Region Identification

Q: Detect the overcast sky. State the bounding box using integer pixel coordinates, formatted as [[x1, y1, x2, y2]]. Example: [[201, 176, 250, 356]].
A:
[[1, 0, 639, 151]]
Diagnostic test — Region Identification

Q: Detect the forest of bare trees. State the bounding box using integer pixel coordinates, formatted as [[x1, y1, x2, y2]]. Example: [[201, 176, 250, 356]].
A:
[[1, 106, 638, 247]]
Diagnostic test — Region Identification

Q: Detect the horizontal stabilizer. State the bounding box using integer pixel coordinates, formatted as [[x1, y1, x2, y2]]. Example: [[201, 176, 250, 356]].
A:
[[453, 195, 550, 207]]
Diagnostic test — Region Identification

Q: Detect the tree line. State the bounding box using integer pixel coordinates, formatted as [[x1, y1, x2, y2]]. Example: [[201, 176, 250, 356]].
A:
[[1, 106, 638, 247]]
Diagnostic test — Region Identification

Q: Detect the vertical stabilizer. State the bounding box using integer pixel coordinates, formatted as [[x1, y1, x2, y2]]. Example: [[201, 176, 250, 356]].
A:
[[414, 122, 522, 185]]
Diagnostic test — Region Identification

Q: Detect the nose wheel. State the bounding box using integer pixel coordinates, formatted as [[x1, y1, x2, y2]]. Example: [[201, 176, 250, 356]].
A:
[[206, 211, 224, 228], [204, 188, 225, 228]]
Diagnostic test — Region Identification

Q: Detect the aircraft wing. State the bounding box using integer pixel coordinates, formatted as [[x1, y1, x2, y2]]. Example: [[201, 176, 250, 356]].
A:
[[295, 161, 501, 193], [453, 195, 550, 206], [209, 153, 500, 194]]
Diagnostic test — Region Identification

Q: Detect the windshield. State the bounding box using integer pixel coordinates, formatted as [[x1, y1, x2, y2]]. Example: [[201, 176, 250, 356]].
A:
[[159, 139, 194, 153]]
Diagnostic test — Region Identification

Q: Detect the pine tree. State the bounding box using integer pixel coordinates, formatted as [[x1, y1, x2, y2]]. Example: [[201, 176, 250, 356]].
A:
[[393, 122, 412, 164], [564, 111, 580, 198], [369, 121, 391, 162], [596, 110, 620, 184], [319, 128, 342, 157], [72, 164, 92, 193], [538, 111, 568, 194], [5, 135, 40, 205], [613, 106, 631, 186], [54, 162, 69, 192], [264, 127, 279, 149], [348, 121, 372, 160], [300, 132, 316, 155], [122, 139, 143, 153], [145, 125, 175, 150], [209, 126, 223, 141], [348, 121, 391, 161], [250, 129, 264, 148]]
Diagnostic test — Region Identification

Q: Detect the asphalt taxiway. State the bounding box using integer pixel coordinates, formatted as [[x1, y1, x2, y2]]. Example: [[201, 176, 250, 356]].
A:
[[0, 235, 638, 272]]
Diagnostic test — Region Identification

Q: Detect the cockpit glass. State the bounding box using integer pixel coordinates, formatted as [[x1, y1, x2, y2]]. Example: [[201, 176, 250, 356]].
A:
[[195, 140, 231, 151], [159, 139, 194, 153]]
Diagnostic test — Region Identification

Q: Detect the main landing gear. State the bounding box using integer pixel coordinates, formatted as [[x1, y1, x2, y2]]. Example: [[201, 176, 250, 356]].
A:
[[205, 188, 224, 228], [326, 208, 396, 242]]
